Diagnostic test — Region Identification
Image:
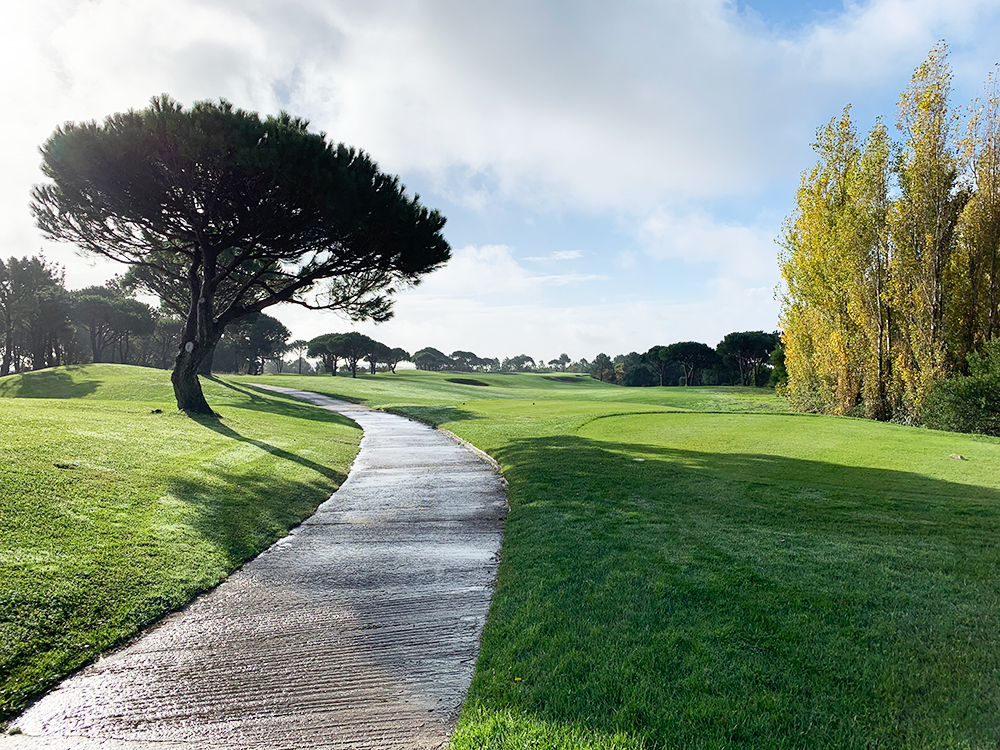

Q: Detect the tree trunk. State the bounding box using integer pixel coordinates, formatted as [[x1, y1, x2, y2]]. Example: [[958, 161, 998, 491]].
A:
[[198, 338, 219, 376], [172, 342, 213, 414], [90, 327, 101, 363], [1, 328, 11, 377]]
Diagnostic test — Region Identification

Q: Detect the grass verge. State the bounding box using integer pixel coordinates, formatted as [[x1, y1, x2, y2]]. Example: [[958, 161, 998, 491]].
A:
[[0, 365, 360, 722]]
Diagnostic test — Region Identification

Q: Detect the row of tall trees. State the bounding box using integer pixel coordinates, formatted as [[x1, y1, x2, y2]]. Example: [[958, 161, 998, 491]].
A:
[[410, 347, 498, 371], [408, 349, 575, 373], [779, 44, 1000, 420], [0, 256, 180, 374], [0, 255, 297, 377], [308, 332, 408, 377], [586, 331, 781, 387]]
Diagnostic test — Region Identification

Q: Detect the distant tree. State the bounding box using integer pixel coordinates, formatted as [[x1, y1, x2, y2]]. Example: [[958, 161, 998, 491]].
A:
[[643, 345, 672, 386], [663, 341, 719, 386], [386, 347, 410, 373], [329, 331, 375, 377], [216, 313, 290, 375], [26, 283, 75, 371], [112, 298, 156, 365], [614, 351, 655, 386], [590, 352, 613, 382], [288, 339, 309, 375], [308, 333, 345, 376], [366, 339, 392, 374], [0, 256, 74, 374], [72, 286, 156, 365], [72, 287, 120, 363], [717, 331, 780, 386], [412, 347, 451, 371], [33, 95, 450, 413], [503, 354, 535, 372], [146, 315, 183, 370], [547, 353, 571, 371], [450, 350, 482, 372]]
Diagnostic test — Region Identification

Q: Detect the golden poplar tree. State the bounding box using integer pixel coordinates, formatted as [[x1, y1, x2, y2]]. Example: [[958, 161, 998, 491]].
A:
[[890, 43, 967, 409], [779, 43, 1000, 421], [952, 67, 1000, 361], [779, 108, 863, 414]]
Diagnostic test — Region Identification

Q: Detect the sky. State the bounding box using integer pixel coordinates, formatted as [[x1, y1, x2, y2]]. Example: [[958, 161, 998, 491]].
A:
[[4, 0, 1000, 364]]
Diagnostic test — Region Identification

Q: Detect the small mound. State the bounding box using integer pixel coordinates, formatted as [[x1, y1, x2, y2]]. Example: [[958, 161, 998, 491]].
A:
[[446, 378, 491, 387], [543, 375, 585, 383]]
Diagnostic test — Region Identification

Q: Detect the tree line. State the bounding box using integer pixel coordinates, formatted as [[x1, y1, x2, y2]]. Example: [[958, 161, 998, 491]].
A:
[[0, 255, 304, 377], [390, 332, 781, 385], [779, 43, 1000, 423], [1, 264, 782, 392], [583, 331, 782, 387], [307, 332, 409, 377], [0, 256, 169, 374]]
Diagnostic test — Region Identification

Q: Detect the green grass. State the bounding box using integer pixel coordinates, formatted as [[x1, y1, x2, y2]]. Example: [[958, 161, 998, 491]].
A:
[[0, 365, 361, 721], [251, 371, 1000, 749]]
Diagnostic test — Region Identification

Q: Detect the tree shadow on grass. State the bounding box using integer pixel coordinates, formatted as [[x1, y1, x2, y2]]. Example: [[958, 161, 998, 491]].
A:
[[387, 404, 482, 427], [0, 367, 100, 399], [465, 434, 1000, 749], [189, 412, 349, 484], [163, 463, 344, 572], [204, 375, 270, 403], [205, 380, 362, 429]]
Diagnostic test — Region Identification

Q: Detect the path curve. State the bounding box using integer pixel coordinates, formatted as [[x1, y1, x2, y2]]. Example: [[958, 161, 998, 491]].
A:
[[7, 388, 506, 750]]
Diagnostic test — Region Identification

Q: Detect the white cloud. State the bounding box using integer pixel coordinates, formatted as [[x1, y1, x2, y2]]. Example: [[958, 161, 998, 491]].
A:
[[269, 243, 778, 359], [524, 250, 583, 262], [403, 244, 605, 300], [4, 0, 999, 355], [639, 210, 778, 283]]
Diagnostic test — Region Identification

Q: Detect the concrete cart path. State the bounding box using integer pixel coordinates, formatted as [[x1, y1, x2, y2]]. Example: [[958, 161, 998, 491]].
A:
[[6, 387, 506, 750]]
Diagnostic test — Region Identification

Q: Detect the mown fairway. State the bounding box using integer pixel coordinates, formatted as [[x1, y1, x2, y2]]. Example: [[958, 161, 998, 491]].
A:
[[0, 365, 361, 721], [254, 371, 1000, 749]]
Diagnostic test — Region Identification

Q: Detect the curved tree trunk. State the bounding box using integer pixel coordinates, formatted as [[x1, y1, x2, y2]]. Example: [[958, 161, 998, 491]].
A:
[[172, 326, 222, 414], [197, 338, 218, 376], [172, 346, 212, 414]]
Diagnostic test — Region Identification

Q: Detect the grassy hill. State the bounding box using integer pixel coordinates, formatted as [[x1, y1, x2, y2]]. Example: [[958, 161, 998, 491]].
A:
[[253, 371, 1000, 749], [0, 365, 361, 721]]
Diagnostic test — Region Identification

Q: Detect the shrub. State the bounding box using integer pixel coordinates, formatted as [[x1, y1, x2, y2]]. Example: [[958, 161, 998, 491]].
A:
[[922, 340, 1000, 435]]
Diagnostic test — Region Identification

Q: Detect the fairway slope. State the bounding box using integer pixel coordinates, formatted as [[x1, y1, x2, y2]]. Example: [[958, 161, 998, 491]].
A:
[[250, 372, 1000, 749]]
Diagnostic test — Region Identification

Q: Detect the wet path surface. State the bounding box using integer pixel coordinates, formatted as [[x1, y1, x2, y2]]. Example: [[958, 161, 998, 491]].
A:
[[8, 388, 506, 750]]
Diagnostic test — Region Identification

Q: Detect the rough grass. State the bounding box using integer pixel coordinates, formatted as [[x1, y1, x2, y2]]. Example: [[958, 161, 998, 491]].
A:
[[251, 371, 1000, 749], [0, 365, 360, 722]]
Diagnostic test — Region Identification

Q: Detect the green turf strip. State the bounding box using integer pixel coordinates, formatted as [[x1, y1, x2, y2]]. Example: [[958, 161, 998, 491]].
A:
[[252, 371, 1000, 750], [0, 365, 360, 721]]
